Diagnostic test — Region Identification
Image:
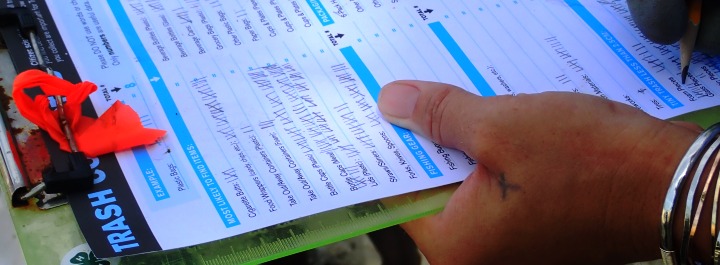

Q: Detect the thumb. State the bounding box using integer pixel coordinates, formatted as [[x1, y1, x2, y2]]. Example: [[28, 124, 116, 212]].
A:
[[626, 0, 687, 44], [377, 80, 487, 153]]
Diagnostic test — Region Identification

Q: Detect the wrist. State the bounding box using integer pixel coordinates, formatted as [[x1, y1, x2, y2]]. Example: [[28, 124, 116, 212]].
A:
[[646, 122, 720, 264], [612, 120, 700, 262]]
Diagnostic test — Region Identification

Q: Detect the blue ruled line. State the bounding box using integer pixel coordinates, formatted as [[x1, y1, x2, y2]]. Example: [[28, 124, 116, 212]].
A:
[[108, 0, 239, 228], [340, 46, 443, 178], [132, 148, 169, 201], [428, 22, 496, 97], [306, 0, 335, 26]]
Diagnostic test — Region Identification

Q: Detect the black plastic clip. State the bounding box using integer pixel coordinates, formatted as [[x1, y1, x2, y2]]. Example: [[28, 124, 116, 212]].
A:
[[1, 7, 95, 199], [0, 7, 36, 38], [43, 152, 94, 193]]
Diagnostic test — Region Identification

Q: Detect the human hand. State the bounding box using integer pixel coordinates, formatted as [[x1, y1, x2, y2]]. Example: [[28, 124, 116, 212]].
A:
[[627, 0, 720, 54], [377, 80, 700, 264]]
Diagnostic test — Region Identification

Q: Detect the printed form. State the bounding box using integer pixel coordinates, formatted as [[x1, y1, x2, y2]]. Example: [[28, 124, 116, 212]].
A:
[[42, 0, 719, 257]]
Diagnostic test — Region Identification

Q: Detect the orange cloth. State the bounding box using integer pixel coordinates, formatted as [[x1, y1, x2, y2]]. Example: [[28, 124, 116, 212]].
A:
[[13, 69, 166, 157]]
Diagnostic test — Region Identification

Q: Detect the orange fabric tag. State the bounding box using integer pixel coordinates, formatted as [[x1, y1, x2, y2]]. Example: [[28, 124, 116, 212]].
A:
[[12, 69, 166, 157]]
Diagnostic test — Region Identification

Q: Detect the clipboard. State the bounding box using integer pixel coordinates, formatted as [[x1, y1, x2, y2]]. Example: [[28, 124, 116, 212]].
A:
[[1, 1, 719, 264]]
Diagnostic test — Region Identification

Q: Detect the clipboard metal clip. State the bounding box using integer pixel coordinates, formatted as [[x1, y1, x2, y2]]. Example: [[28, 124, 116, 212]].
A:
[[1, 7, 93, 209]]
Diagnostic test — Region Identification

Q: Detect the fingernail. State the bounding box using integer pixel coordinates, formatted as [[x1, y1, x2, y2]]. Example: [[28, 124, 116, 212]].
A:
[[378, 83, 420, 119]]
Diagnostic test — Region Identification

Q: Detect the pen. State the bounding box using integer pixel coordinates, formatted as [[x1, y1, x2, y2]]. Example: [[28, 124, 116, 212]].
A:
[[680, 0, 702, 84]]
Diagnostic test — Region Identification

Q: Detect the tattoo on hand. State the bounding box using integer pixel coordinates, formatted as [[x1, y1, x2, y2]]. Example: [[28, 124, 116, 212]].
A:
[[497, 173, 520, 200]]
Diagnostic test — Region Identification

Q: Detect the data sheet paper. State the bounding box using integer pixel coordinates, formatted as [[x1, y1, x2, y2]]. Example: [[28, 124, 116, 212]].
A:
[[42, 0, 719, 257]]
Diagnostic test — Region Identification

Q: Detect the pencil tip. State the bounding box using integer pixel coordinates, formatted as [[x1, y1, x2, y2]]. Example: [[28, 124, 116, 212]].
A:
[[681, 66, 689, 84]]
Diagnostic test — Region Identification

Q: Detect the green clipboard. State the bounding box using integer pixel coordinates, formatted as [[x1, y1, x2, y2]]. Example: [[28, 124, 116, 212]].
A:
[[2, 43, 719, 264]]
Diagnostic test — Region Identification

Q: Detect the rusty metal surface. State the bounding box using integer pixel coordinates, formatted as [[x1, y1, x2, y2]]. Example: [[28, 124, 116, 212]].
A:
[[0, 48, 52, 207]]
